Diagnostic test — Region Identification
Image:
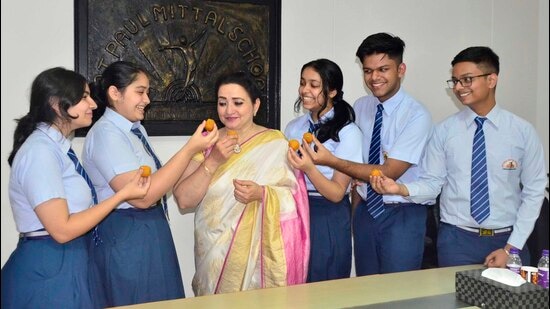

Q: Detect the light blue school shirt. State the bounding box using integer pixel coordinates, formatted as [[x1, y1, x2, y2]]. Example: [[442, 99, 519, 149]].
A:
[[9, 123, 92, 232], [406, 105, 547, 249], [83, 108, 159, 209], [284, 108, 363, 192], [354, 87, 433, 204]]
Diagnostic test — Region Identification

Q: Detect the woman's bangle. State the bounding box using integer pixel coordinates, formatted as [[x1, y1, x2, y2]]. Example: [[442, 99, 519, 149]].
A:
[[202, 163, 212, 176], [502, 248, 510, 256]]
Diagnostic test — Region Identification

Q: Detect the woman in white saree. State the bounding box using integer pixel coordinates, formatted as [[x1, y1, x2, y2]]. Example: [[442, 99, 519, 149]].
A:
[[174, 72, 309, 296]]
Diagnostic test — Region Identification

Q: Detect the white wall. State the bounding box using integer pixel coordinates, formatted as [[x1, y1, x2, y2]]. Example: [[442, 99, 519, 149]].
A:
[[2, 0, 548, 298]]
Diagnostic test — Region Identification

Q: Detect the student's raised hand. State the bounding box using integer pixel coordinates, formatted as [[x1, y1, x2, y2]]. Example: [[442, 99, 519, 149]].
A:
[[187, 120, 219, 152], [369, 171, 402, 195], [119, 168, 151, 200], [233, 179, 263, 204], [301, 134, 333, 166], [287, 144, 315, 173]]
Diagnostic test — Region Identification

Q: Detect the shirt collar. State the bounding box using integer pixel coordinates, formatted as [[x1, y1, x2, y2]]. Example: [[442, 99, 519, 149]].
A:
[[104, 107, 141, 132], [378, 87, 405, 116], [465, 104, 501, 129], [308, 107, 335, 124], [36, 122, 71, 153]]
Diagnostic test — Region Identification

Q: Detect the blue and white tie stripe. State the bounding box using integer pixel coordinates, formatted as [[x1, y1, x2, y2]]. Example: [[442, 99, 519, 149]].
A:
[[67, 148, 101, 245], [131, 127, 169, 219], [308, 120, 321, 133], [470, 117, 490, 224], [366, 104, 385, 219]]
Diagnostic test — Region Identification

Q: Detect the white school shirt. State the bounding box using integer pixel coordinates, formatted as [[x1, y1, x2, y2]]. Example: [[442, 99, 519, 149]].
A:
[[284, 108, 363, 192], [406, 105, 547, 249], [83, 108, 158, 209], [354, 87, 434, 204], [9, 123, 92, 232]]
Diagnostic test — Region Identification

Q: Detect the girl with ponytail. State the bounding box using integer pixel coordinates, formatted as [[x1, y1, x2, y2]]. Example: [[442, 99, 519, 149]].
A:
[[2, 67, 151, 309]]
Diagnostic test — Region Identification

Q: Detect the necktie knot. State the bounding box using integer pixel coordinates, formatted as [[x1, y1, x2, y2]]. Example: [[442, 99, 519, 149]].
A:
[[475, 117, 486, 129], [308, 120, 321, 133], [377, 104, 384, 113]]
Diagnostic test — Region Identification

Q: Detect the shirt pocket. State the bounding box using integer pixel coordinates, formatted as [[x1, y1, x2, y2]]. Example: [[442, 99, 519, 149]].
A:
[[488, 139, 523, 184]]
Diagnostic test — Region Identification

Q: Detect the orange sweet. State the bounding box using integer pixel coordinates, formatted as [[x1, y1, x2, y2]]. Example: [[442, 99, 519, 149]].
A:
[[370, 169, 382, 177], [303, 132, 314, 143], [204, 119, 215, 132], [140, 165, 152, 177], [227, 130, 238, 137], [288, 139, 300, 151]]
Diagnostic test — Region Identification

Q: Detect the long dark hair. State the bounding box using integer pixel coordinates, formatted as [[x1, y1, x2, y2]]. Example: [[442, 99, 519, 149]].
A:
[[293, 58, 355, 143], [8, 67, 87, 166], [90, 60, 149, 121]]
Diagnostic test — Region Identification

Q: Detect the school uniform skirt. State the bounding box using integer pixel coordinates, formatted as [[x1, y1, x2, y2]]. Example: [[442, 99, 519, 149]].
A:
[[307, 194, 352, 282], [1, 235, 92, 309], [88, 205, 184, 308]]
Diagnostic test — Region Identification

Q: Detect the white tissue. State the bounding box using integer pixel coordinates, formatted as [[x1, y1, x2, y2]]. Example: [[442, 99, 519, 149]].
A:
[[481, 268, 526, 287]]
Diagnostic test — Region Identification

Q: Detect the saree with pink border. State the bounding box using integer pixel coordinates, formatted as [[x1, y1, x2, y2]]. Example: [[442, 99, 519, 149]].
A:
[[192, 130, 309, 296]]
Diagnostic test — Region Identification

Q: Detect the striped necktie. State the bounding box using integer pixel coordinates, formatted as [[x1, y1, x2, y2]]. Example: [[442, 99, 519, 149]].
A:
[[470, 117, 490, 224], [366, 104, 385, 219], [308, 120, 321, 133], [67, 148, 101, 245], [131, 127, 168, 219]]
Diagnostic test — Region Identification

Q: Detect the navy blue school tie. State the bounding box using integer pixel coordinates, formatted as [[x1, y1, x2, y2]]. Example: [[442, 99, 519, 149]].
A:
[[366, 104, 385, 219], [67, 148, 101, 245], [470, 117, 490, 224], [131, 127, 168, 219], [308, 120, 321, 133]]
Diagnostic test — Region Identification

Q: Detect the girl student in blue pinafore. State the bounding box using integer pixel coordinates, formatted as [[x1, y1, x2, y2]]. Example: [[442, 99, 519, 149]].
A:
[[1, 67, 150, 309], [82, 61, 218, 307], [285, 59, 363, 282]]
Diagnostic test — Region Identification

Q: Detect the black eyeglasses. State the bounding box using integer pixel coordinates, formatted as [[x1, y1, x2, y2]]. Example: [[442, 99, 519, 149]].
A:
[[446, 73, 492, 88]]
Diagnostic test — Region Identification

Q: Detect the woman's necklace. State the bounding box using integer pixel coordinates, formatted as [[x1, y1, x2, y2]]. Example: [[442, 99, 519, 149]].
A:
[[231, 124, 261, 154], [234, 143, 241, 154]]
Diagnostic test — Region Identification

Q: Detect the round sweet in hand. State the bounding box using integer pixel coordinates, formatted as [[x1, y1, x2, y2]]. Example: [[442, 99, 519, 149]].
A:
[[288, 139, 300, 151], [140, 165, 152, 177], [370, 169, 382, 177], [303, 132, 314, 143], [205, 119, 216, 132]]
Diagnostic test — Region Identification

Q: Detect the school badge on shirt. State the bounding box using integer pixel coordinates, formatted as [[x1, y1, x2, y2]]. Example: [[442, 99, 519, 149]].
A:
[[502, 159, 518, 170]]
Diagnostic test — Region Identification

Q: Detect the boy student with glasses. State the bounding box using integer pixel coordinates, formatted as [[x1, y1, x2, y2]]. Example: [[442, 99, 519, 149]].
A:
[[370, 46, 546, 267]]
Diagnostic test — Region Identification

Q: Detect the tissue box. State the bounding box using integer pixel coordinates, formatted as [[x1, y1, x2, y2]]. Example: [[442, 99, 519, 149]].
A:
[[456, 269, 548, 309]]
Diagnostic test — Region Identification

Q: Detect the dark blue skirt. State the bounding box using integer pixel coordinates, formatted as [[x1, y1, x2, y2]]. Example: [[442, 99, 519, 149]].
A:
[[307, 195, 352, 282], [88, 206, 184, 307], [1, 235, 92, 309]]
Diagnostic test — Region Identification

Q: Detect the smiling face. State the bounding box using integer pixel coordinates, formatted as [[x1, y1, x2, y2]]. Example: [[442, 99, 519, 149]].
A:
[[451, 61, 497, 115], [110, 72, 150, 122], [217, 83, 259, 132], [68, 84, 97, 131], [361, 52, 405, 102], [299, 67, 335, 117]]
